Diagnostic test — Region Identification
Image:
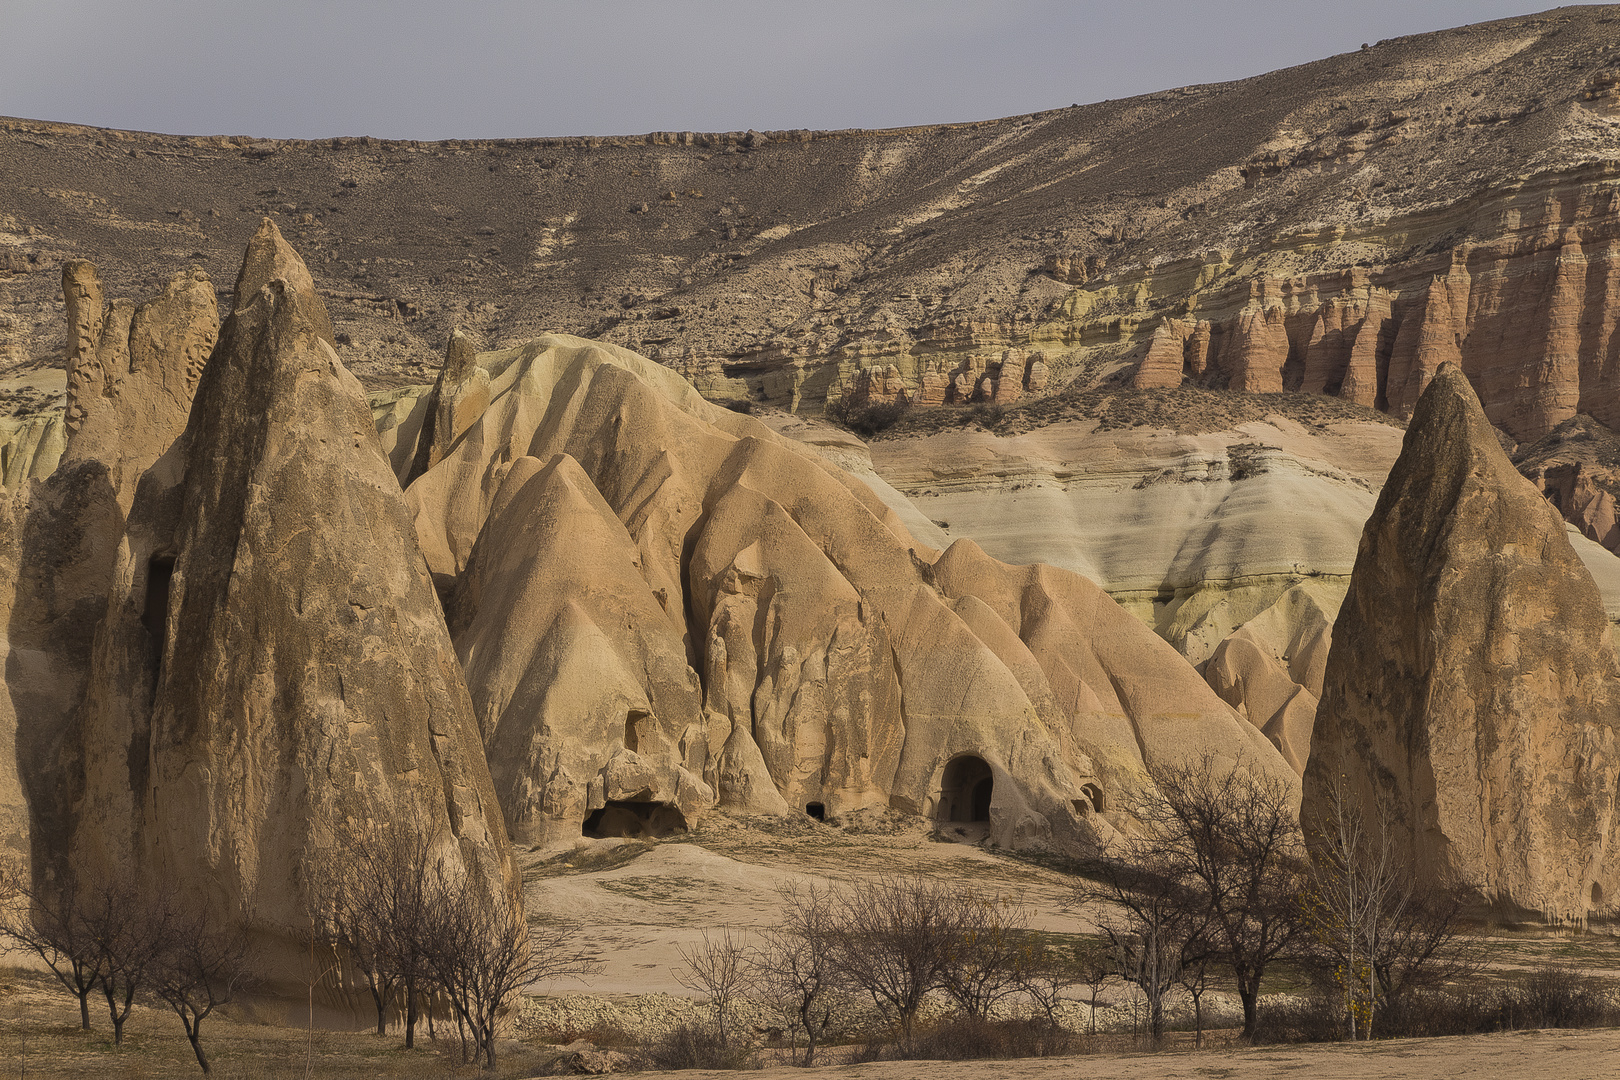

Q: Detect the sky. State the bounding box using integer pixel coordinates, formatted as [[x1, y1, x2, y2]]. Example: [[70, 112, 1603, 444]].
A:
[[0, 0, 1567, 140]]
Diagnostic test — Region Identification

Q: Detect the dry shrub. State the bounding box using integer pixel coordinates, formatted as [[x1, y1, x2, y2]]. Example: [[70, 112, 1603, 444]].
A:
[[540, 1019, 638, 1048], [643, 1021, 758, 1070], [1512, 964, 1613, 1029], [1256, 966, 1619, 1044], [1248, 993, 1344, 1044], [856, 1016, 1082, 1061], [824, 398, 908, 437]]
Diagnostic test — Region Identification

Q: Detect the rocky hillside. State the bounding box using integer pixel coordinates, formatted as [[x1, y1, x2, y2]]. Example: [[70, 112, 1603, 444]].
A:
[[3, 6, 1620, 442]]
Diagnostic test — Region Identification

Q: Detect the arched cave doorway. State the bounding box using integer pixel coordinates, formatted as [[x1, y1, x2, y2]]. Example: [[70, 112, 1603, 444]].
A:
[[805, 802, 826, 821], [938, 755, 993, 823], [582, 800, 688, 839]]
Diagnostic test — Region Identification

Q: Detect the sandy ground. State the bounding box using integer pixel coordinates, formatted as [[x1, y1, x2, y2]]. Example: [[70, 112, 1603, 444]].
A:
[[624, 1028, 1620, 1080], [520, 812, 1096, 996]]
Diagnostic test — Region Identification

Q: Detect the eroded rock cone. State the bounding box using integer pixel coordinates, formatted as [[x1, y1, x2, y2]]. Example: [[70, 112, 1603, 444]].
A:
[[1302, 362, 1620, 922], [406, 333, 1294, 849], [61, 220, 516, 1004]]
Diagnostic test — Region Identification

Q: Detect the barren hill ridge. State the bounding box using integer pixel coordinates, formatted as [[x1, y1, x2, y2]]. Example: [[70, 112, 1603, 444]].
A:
[[2, 5, 1620, 442]]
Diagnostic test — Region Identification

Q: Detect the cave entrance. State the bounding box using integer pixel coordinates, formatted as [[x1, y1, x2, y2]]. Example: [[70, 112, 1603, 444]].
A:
[[582, 800, 688, 839], [938, 755, 993, 823], [805, 802, 826, 821]]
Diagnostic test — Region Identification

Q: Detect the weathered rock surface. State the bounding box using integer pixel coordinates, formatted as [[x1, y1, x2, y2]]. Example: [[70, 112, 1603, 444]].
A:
[[397, 332, 1293, 847], [1203, 581, 1341, 775], [865, 399, 1403, 664], [3, 257, 221, 874], [54, 220, 517, 1005], [1302, 364, 1620, 922], [1514, 414, 1620, 554], [0, 413, 64, 489]]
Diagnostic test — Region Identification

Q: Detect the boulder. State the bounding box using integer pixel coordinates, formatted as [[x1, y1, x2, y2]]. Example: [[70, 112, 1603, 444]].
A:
[[1302, 363, 1620, 922]]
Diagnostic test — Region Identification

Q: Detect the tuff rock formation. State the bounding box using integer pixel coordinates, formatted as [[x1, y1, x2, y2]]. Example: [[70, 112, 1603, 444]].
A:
[[4, 259, 220, 874], [1204, 581, 1341, 775], [46, 220, 518, 1007], [1302, 363, 1620, 922], [394, 331, 1295, 848]]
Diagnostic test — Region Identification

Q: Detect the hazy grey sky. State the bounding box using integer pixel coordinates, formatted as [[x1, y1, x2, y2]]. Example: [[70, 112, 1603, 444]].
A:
[[0, 0, 1563, 139]]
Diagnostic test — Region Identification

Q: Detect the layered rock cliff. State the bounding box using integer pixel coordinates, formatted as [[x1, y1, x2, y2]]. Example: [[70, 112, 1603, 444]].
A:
[[0, 225, 1308, 964], [1302, 364, 1620, 922], [5, 7, 1620, 447]]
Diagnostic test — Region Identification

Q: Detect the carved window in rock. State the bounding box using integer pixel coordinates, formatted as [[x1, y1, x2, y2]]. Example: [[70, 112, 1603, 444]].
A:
[[624, 710, 650, 753]]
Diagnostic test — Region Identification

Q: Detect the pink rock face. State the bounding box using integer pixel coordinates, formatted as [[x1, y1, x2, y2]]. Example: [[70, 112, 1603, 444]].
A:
[[1527, 463, 1620, 552], [1221, 302, 1290, 393], [1134, 173, 1620, 443], [1133, 320, 1187, 389]]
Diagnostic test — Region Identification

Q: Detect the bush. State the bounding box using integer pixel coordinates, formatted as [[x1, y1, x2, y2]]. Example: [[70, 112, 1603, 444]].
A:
[[1378, 985, 1505, 1037], [1248, 994, 1345, 1044], [965, 402, 1003, 429], [541, 1019, 639, 1048], [1257, 967, 1619, 1044], [856, 1016, 1082, 1061], [825, 398, 908, 438], [1512, 964, 1613, 1030], [644, 1022, 758, 1070]]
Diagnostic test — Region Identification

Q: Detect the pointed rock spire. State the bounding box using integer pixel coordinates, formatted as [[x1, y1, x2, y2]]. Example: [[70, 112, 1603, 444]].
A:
[[1303, 362, 1620, 923], [232, 217, 334, 346], [61, 225, 516, 1004]]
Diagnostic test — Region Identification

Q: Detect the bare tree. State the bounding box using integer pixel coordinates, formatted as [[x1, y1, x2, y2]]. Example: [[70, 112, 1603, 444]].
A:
[[753, 883, 843, 1065], [0, 875, 103, 1030], [424, 866, 600, 1071], [1301, 766, 1485, 1040], [824, 875, 964, 1046], [675, 929, 754, 1050], [1073, 938, 1116, 1037], [1177, 936, 1215, 1048], [1015, 940, 1084, 1030], [1136, 754, 1307, 1040], [85, 879, 175, 1047], [937, 892, 1037, 1020], [320, 816, 438, 1046], [1077, 844, 1207, 1047], [146, 904, 253, 1075]]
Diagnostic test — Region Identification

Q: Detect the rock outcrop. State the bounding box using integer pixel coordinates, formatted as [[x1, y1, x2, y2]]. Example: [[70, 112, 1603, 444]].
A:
[[1203, 581, 1341, 775], [53, 220, 518, 1006], [1302, 364, 1620, 922], [4, 259, 221, 873], [397, 332, 1294, 848], [1514, 414, 1620, 555]]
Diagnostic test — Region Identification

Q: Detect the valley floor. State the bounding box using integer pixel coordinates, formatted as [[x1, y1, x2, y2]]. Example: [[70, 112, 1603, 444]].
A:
[[625, 1029, 1620, 1080]]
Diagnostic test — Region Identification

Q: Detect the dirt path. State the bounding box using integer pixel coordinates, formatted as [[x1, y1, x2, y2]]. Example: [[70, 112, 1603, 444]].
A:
[[626, 1028, 1620, 1080]]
